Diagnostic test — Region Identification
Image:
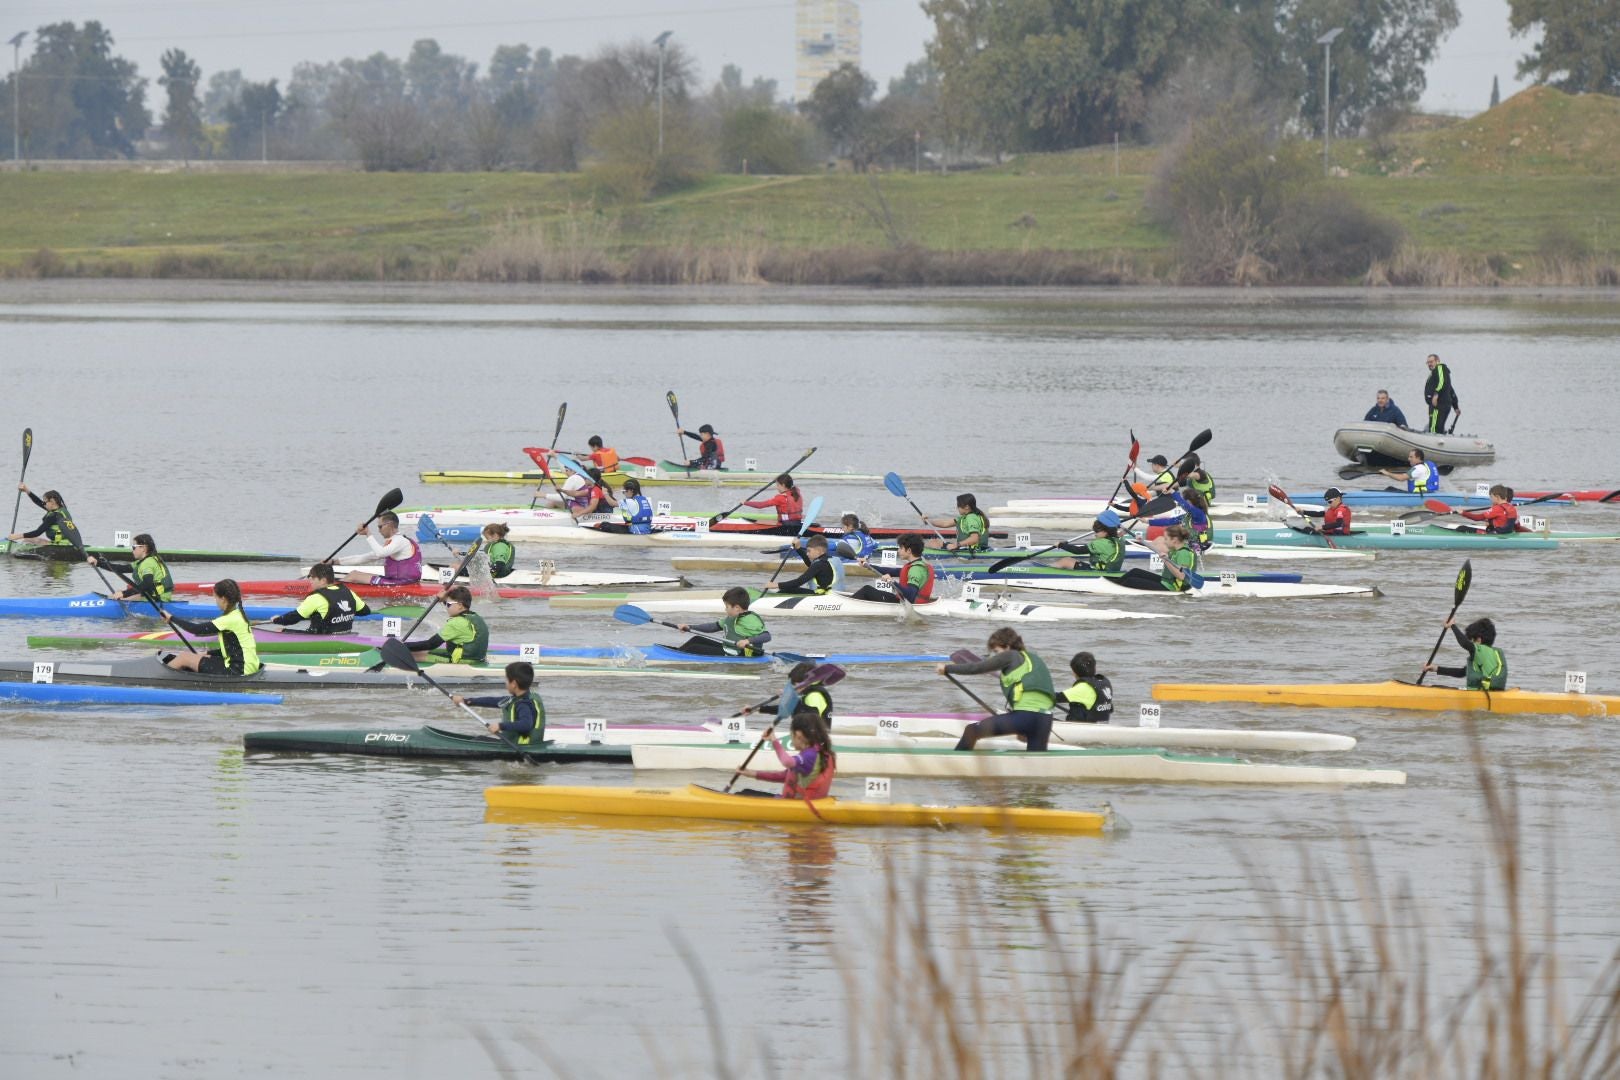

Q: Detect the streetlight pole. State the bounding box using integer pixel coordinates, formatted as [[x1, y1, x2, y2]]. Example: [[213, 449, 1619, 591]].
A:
[[1317, 28, 1343, 177], [8, 31, 25, 163], [653, 30, 672, 156]]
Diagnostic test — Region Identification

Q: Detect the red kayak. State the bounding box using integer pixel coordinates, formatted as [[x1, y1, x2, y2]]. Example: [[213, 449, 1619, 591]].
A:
[[1518, 489, 1620, 503], [173, 580, 565, 600]]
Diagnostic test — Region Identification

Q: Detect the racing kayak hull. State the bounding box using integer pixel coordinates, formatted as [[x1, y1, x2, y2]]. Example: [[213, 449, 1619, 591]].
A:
[[0, 655, 488, 689], [485, 783, 1112, 832], [630, 743, 1404, 785], [549, 590, 1176, 622], [831, 713, 1354, 752], [952, 576, 1377, 600], [301, 563, 686, 589], [1333, 421, 1496, 468], [1, 681, 284, 706], [244, 725, 636, 761], [1207, 528, 1559, 551], [1, 544, 299, 563], [173, 580, 567, 600], [0, 593, 389, 622], [1152, 679, 1620, 717]]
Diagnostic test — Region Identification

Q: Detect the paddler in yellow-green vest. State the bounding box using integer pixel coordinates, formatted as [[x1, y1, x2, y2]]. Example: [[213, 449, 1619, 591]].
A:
[[741, 661, 834, 725], [676, 586, 772, 657], [403, 586, 489, 664], [158, 579, 262, 676], [480, 523, 516, 579], [7, 484, 75, 547], [1423, 616, 1507, 690], [1113, 524, 1200, 592], [1053, 509, 1127, 571], [1178, 452, 1216, 503], [942, 628, 1057, 751], [88, 533, 175, 602], [455, 661, 546, 744], [929, 493, 990, 553]]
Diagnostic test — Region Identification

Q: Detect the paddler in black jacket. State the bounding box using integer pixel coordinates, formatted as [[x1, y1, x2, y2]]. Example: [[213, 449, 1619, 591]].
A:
[[265, 563, 370, 634], [762, 534, 835, 595], [1424, 353, 1459, 433], [7, 484, 74, 547]]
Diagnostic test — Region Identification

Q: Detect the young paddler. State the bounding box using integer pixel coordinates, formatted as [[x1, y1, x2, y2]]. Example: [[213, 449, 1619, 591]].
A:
[[763, 534, 834, 595], [830, 513, 877, 560], [157, 579, 261, 676], [1056, 652, 1114, 722], [1423, 617, 1506, 690], [336, 511, 422, 586], [942, 628, 1056, 751], [601, 477, 653, 535], [676, 423, 725, 469], [7, 484, 74, 547], [1459, 485, 1521, 534], [1147, 488, 1212, 550], [741, 661, 834, 724], [1113, 524, 1198, 592], [851, 534, 934, 603], [265, 563, 368, 634], [743, 473, 805, 534], [1178, 452, 1216, 503], [930, 493, 989, 553], [584, 436, 620, 473], [734, 710, 837, 800], [676, 586, 771, 656], [454, 662, 545, 744], [88, 533, 174, 601], [567, 468, 616, 520], [480, 523, 516, 578], [1052, 509, 1127, 571], [402, 586, 489, 664], [1315, 488, 1353, 535]]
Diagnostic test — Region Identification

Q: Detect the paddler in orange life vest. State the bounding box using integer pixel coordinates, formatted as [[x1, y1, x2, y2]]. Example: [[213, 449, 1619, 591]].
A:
[[734, 709, 837, 801], [676, 423, 725, 469], [1459, 485, 1523, 534], [584, 436, 620, 473], [334, 511, 422, 586], [850, 533, 934, 603]]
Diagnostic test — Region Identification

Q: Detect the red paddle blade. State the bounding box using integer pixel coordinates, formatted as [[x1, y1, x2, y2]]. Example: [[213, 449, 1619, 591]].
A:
[[1424, 499, 1452, 514], [949, 648, 981, 664], [522, 447, 562, 474]]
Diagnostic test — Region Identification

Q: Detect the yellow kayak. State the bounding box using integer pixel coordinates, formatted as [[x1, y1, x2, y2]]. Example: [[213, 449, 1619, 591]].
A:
[[484, 783, 1111, 833], [1152, 679, 1619, 717]]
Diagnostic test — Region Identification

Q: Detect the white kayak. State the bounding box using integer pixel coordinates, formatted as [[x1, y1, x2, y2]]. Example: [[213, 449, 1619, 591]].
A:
[[310, 563, 685, 589], [549, 589, 1176, 622], [399, 507, 759, 530], [981, 576, 1379, 600], [472, 525, 819, 548], [630, 743, 1404, 785], [831, 713, 1354, 752], [993, 499, 1284, 524]]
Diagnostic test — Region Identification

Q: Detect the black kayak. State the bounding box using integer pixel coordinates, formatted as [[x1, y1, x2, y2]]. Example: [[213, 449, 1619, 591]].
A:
[[244, 725, 632, 762], [6, 544, 300, 563]]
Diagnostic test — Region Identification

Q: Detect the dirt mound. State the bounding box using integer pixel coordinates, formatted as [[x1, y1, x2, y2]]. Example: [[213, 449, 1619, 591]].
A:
[[1402, 86, 1620, 175]]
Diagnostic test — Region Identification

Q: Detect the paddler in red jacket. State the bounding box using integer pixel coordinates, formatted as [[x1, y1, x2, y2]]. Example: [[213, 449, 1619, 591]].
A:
[[744, 474, 805, 535], [1317, 488, 1352, 535], [1459, 485, 1522, 534]]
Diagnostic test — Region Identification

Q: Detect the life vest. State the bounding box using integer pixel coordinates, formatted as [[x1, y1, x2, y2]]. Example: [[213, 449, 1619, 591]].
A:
[[304, 583, 364, 633], [1469, 643, 1507, 691], [837, 530, 876, 559], [1162, 547, 1199, 592], [778, 488, 804, 523], [782, 747, 835, 801], [591, 447, 620, 472], [804, 556, 834, 594], [695, 436, 726, 468], [1483, 503, 1518, 534], [1087, 536, 1124, 572], [503, 691, 546, 745], [1182, 507, 1213, 548], [485, 539, 515, 578], [619, 494, 653, 534], [800, 686, 832, 720], [134, 554, 175, 601], [999, 650, 1055, 712], [722, 610, 768, 656], [1059, 675, 1114, 722], [955, 512, 989, 551], [211, 607, 261, 676], [902, 558, 935, 602], [1187, 470, 1216, 503], [439, 611, 490, 664], [1322, 504, 1352, 534], [382, 536, 422, 584], [1407, 462, 1440, 494], [46, 506, 75, 545], [1150, 469, 1176, 490]]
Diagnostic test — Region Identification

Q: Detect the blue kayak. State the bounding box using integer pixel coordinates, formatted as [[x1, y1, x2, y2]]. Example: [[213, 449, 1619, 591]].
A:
[[0, 593, 392, 622], [0, 681, 283, 706]]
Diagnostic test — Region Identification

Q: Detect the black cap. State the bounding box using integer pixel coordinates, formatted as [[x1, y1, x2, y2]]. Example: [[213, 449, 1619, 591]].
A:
[[1324, 487, 1344, 500], [1147, 455, 1168, 467], [699, 424, 715, 434]]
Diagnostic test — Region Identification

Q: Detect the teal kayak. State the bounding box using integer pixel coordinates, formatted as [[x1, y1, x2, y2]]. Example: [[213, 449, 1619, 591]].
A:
[[1208, 527, 1560, 551]]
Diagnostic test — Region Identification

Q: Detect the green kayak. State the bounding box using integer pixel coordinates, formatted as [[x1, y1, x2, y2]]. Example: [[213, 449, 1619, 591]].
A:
[[244, 725, 632, 762], [2, 543, 299, 563]]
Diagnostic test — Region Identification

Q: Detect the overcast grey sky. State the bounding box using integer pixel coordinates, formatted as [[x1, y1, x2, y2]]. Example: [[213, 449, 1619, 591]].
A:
[[6, 0, 1530, 117]]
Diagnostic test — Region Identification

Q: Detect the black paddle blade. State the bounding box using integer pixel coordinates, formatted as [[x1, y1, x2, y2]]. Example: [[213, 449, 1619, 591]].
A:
[[1453, 560, 1472, 606], [1186, 428, 1213, 454], [801, 663, 847, 688], [949, 648, 981, 664], [60, 521, 86, 554], [21, 428, 32, 467], [376, 488, 405, 515], [1133, 493, 1179, 518], [378, 637, 420, 673], [666, 390, 679, 419], [552, 403, 567, 442]]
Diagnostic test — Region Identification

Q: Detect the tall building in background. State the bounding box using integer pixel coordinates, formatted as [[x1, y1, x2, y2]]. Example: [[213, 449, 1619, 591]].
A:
[[795, 0, 861, 101]]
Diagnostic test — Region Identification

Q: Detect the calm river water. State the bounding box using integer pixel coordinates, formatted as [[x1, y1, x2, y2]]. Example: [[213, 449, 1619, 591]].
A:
[[1, 282, 1618, 1077]]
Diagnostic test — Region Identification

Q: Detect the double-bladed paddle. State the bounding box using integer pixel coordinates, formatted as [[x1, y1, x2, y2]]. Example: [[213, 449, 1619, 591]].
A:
[[65, 521, 199, 653], [527, 403, 570, 508], [985, 492, 1178, 574], [882, 472, 948, 545], [320, 488, 405, 565], [377, 637, 537, 764], [941, 647, 1002, 715], [1399, 492, 1569, 527], [5, 428, 33, 551], [666, 390, 685, 467], [722, 663, 847, 793], [1415, 560, 1471, 686], [709, 448, 817, 527], [611, 602, 812, 662], [1266, 484, 1337, 549]]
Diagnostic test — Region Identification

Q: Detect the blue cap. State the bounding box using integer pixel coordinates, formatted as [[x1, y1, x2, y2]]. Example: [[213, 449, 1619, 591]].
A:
[[1098, 508, 1123, 529]]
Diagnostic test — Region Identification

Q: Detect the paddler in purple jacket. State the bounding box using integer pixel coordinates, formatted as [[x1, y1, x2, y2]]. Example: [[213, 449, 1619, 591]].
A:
[[334, 511, 423, 585]]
